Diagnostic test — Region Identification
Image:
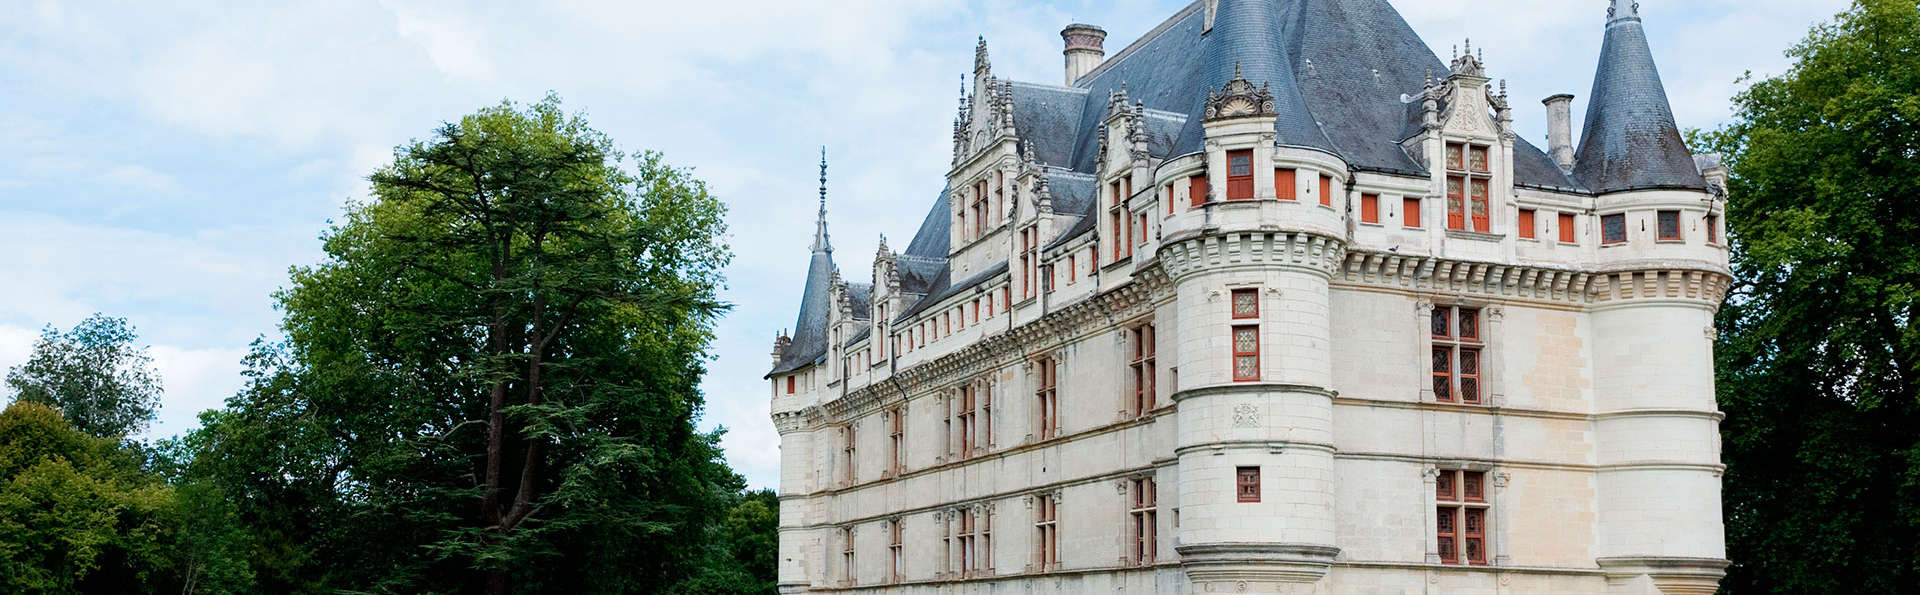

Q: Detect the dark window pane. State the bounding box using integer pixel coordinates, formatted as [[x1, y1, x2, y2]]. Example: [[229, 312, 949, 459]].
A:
[[1603, 214, 1627, 244], [1432, 308, 1450, 337], [1658, 210, 1681, 239]]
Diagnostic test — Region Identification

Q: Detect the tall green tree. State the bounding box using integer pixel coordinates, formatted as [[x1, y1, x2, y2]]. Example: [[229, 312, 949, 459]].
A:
[[180, 95, 738, 593], [0, 400, 251, 594], [1697, 0, 1920, 591], [6, 314, 163, 438]]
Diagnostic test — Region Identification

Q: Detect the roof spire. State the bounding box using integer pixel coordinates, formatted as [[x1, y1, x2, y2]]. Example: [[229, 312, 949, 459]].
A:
[[1607, 0, 1640, 23], [812, 147, 832, 254], [1575, 0, 1706, 193]]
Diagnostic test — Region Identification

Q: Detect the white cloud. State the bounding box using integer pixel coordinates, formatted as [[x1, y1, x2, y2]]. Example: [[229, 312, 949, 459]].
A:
[[145, 343, 248, 439], [100, 164, 183, 195]]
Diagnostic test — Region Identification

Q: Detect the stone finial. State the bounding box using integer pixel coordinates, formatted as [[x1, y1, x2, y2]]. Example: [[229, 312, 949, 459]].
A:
[[975, 36, 991, 75], [812, 147, 832, 254], [1203, 62, 1275, 122], [1449, 39, 1486, 79], [771, 332, 791, 364], [1607, 0, 1640, 22]]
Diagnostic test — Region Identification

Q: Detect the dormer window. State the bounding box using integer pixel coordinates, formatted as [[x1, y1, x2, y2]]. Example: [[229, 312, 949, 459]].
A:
[[1226, 150, 1254, 200], [1445, 142, 1492, 233]]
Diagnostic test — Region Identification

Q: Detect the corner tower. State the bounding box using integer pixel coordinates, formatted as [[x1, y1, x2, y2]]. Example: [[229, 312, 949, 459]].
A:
[[1578, 3, 1731, 593]]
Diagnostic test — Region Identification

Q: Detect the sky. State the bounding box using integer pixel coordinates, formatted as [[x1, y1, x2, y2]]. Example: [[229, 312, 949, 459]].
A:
[[0, 0, 1851, 489]]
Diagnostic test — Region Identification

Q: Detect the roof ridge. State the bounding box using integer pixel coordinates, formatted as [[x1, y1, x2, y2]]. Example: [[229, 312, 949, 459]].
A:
[[1072, 1, 1206, 87]]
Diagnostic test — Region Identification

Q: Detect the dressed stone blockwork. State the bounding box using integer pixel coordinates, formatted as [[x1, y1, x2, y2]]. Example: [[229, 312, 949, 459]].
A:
[[768, 1, 1729, 593]]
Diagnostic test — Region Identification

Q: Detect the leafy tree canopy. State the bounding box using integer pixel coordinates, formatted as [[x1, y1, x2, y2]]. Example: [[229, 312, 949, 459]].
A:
[[175, 94, 745, 594], [6, 314, 163, 438], [1695, 0, 1920, 591]]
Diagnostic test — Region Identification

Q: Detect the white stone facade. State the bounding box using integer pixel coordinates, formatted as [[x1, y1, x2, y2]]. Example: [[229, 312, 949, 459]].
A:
[[768, 2, 1730, 593]]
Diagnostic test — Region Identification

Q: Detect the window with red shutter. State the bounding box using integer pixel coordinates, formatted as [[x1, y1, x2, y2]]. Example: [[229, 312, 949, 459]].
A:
[[1446, 176, 1466, 230], [1275, 168, 1296, 200], [787, 375, 796, 394], [1237, 467, 1261, 502], [1319, 174, 1332, 206], [1558, 213, 1576, 243], [1435, 469, 1492, 565], [1706, 214, 1720, 244], [1361, 193, 1380, 223], [1470, 179, 1490, 232], [1405, 197, 1422, 228], [1518, 209, 1536, 239], [1431, 306, 1484, 405], [1226, 150, 1254, 200], [1189, 175, 1208, 207]]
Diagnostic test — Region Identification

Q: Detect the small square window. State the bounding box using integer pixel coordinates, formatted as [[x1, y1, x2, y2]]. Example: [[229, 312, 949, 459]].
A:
[[1657, 210, 1682, 241], [1236, 466, 1261, 502], [1231, 288, 1259, 319], [1602, 214, 1627, 245]]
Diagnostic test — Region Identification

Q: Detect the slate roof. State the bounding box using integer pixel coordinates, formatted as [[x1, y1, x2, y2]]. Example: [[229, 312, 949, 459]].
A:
[[777, 0, 1700, 375], [771, 244, 834, 375], [1571, 9, 1707, 194]]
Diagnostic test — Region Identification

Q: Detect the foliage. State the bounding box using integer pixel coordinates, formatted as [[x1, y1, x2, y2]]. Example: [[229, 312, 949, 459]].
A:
[[5, 314, 163, 438], [1695, 0, 1920, 591], [174, 94, 743, 594], [0, 401, 252, 594]]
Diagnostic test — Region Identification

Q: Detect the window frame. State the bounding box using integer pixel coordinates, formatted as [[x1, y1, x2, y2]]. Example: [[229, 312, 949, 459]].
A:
[[1226, 149, 1255, 200], [1129, 322, 1157, 417], [1657, 209, 1683, 241], [1188, 174, 1209, 208], [1601, 213, 1628, 245], [1236, 466, 1261, 503], [1517, 208, 1536, 240], [1445, 141, 1494, 232], [1557, 212, 1577, 244], [1275, 168, 1297, 201], [1430, 306, 1485, 405], [1435, 469, 1492, 566], [1129, 477, 1158, 565], [1361, 193, 1381, 224], [1034, 494, 1059, 572], [1404, 197, 1423, 228], [1035, 356, 1059, 441]]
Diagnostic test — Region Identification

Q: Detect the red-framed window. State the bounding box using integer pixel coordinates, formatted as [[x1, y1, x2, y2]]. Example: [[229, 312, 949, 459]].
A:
[[1657, 210, 1682, 241], [1602, 214, 1627, 245], [842, 424, 857, 486], [1447, 176, 1467, 230], [1431, 306, 1483, 405], [1226, 149, 1255, 200], [1189, 174, 1208, 207], [889, 519, 904, 583], [1318, 174, 1333, 206], [1436, 469, 1490, 565], [1275, 168, 1296, 200], [787, 375, 796, 394], [841, 526, 857, 583], [1034, 494, 1058, 572], [1558, 213, 1576, 243], [1361, 193, 1380, 223], [1035, 356, 1058, 440], [1446, 142, 1493, 232], [1517, 208, 1536, 239], [1130, 322, 1157, 417], [1130, 477, 1158, 565], [1109, 180, 1125, 260], [1067, 254, 1077, 283], [888, 406, 905, 477], [1706, 213, 1720, 244], [1165, 183, 1175, 215], [1405, 197, 1423, 228], [1236, 466, 1261, 502], [1231, 288, 1259, 382], [1470, 179, 1490, 232]]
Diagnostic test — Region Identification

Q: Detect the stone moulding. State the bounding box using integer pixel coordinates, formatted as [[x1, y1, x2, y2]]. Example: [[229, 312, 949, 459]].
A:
[[811, 266, 1168, 425], [1176, 542, 1342, 584], [1594, 556, 1730, 595], [1338, 249, 1732, 306], [1159, 231, 1347, 281]]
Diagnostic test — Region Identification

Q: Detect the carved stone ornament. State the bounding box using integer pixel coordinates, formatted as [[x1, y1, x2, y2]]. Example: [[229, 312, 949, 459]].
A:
[[1232, 404, 1260, 428], [1204, 63, 1275, 122]]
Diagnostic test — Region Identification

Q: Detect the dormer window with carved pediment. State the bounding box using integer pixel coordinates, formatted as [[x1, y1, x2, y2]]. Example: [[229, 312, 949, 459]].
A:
[[1446, 141, 1492, 233]]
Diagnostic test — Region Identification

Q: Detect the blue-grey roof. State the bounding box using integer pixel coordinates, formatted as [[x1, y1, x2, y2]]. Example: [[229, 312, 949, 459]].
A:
[[849, 0, 1702, 347], [899, 262, 1011, 320], [771, 244, 834, 376], [1572, 10, 1706, 194]]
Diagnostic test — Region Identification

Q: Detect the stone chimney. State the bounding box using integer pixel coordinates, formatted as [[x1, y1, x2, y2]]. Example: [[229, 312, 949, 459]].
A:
[[1061, 24, 1107, 85], [1542, 93, 1576, 171]]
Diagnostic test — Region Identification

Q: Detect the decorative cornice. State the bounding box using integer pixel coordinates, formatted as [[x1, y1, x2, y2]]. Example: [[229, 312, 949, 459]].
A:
[[1204, 63, 1276, 122], [1337, 249, 1732, 306], [813, 271, 1168, 425], [1160, 231, 1346, 282]]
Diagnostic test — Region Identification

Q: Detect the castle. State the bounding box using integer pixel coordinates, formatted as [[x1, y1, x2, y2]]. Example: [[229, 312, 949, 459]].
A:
[[767, 1, 1730, 593]]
